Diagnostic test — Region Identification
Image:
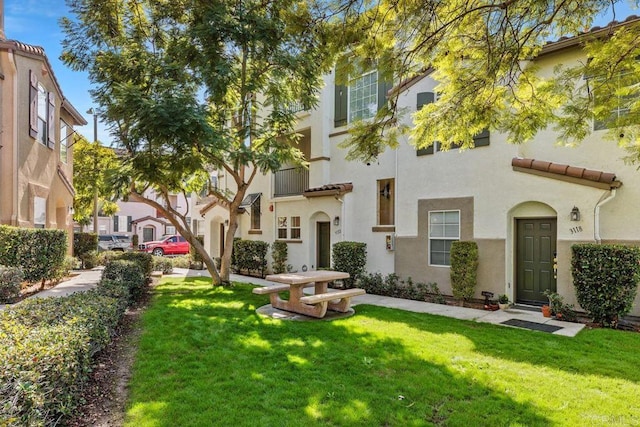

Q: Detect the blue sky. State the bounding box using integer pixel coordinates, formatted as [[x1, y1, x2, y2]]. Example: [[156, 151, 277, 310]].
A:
[[4, 1, 639, 147]]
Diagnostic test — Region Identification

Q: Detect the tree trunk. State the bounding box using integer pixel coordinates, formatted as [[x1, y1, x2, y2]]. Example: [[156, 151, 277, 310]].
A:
[[219, 212, 239, 284]]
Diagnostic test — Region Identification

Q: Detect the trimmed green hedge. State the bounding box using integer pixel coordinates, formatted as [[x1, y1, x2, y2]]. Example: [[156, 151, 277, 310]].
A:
[[332, 241, 367, 288], [571, 244, 640, 327], [271, 241, 288, 274], [0, 225, 67, 284], [450, 241, 478, 301], [103, 260, 147, 303], [232, 239, 268, 277], [0, 252, 151, 425]]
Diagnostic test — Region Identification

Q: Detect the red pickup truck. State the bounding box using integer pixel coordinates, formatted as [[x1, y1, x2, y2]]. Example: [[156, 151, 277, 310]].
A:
[[138, 235, 189, 256]]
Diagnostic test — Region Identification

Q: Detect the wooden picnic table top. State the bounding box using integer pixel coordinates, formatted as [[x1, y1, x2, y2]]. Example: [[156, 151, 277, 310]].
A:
[[265, 270, 350, 285]]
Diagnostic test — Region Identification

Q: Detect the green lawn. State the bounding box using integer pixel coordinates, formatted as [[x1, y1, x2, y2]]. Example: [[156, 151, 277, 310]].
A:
[[124, 277, 640, 426]]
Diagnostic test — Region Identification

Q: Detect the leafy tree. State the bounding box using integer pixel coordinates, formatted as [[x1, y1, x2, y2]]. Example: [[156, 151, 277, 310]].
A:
[[333, 0, 640, 163], [72, 134, 120, 229], [61, 0, 332, 284]]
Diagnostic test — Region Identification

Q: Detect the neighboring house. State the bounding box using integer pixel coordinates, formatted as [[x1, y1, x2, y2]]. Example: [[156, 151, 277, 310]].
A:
[[0, 13, 87, 253], [89, 191, 191, 243], [200, 17, 640, 316]]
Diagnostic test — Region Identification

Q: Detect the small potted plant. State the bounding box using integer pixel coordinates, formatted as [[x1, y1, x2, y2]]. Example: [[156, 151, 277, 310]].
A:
[[497, 294, 510, 310]]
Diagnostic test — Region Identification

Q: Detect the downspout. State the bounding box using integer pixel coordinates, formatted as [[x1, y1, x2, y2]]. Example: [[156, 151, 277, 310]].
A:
[[594, 188, 617, 244], [9, 49, 18, 225], [335, 194, 344, 240]]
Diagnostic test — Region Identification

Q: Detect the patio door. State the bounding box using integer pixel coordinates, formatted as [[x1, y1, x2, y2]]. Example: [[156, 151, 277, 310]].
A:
[[516, 218, 557, 304]]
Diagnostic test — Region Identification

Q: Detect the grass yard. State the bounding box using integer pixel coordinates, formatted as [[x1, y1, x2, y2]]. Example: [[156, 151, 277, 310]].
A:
[[124, 277, 640, 426]]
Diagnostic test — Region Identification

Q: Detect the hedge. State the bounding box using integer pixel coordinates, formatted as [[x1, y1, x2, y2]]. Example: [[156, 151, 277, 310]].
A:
[[102, 259, 147, 304], [332, 241, 367, 288], [0, 252, 149, 425], [232, 239, 268, 277], [271, 241, 288, 274], [73, 232, 97, 269], [450, 241, 479, 301], [0, 225, 67, 284], [571, 244, 640, 327]]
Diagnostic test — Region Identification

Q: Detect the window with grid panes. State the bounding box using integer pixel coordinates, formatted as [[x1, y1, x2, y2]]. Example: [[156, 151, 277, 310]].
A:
[[291, 216, 301, 239], [429, 210, 460, 266]]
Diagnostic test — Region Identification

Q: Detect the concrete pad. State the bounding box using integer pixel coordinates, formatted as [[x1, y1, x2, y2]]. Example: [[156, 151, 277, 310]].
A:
[[256, 304, 356, 321]]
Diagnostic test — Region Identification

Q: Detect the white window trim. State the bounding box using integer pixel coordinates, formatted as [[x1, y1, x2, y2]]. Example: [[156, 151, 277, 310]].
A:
[[60, 120, 69, 163], [290, 216, 301, 240], [428, 209, 460, 267], [37, 84, 47, 145]]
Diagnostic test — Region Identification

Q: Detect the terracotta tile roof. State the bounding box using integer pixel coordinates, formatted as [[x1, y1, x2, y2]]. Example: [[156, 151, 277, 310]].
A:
[[130, 215, 168, 225], [303, 183, 353, 198], [512, 157, 622, 189]]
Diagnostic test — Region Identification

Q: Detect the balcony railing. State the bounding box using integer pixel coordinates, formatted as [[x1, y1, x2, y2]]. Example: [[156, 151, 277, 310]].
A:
[[274, 167, 309, 197]]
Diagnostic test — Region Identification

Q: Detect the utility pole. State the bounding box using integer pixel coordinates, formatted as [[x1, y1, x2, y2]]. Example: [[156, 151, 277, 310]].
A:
[[87, 108, 99, 236]]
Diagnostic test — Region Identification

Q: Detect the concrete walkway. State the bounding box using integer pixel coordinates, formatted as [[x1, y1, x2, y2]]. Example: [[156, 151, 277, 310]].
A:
[[2, 267, 585, 337], [173, 268, 584, 337]]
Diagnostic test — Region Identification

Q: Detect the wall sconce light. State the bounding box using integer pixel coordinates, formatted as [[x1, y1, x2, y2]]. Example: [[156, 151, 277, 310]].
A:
[[333, 216, 340, 226], [224, 219, 229, 226], [570, 206, 580, 221]]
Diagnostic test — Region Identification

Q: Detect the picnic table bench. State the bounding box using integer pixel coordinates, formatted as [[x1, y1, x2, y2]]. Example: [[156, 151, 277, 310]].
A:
[[252, 270, 366, 318]]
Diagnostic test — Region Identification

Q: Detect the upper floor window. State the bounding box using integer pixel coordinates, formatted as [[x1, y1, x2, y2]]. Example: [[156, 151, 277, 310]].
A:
[[378, 178, 394, 226], [429, 210, 460, 266], [593, 72, 640, 130], [334, 61, 392, 127], [60, 120, 69, 163], [37, 84, 47, 145], [415, 92, 489, 155], [29, 70, 55, 149]]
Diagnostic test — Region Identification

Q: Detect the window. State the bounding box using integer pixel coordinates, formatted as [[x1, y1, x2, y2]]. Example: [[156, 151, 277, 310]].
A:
[[291, 216, 301, 239], [113, 215, 132, 233], [37, 84, 47, 145], [60, 120, 69, 163], [34, 197, 46, 228], [429, 210, 460, 266], [277, 216, 300, 240], [378, 178, 394, 226], [334, 61, 392, 127], [251, 195, 261, 230], [415, 92, 490, 155], [278, 217, 287, 239], [593, 72, 640, 130], [349, 69, 378, 122], [166, 225, 176, 235]]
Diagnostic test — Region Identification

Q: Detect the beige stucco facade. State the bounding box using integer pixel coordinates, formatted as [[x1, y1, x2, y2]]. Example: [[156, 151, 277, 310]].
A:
[[0, 39, 86, 252]]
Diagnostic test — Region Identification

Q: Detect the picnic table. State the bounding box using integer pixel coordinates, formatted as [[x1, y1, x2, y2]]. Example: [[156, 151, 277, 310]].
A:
[[253, 270, 365, 318]]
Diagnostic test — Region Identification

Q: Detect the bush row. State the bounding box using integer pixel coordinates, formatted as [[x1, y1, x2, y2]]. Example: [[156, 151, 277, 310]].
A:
[[0, 254, 151, 426], [232, 239, 268, 277], [0, 225, 67, 284], [358, 272, 445, 303], [0, 266, 23, 303]]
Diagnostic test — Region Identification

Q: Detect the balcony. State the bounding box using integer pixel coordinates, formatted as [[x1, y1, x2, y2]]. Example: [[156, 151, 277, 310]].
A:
[[274, 167, 309, 197]]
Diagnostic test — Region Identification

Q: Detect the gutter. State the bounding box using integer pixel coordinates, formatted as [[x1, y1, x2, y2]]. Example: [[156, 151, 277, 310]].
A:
[[594, 188, 617, 244]]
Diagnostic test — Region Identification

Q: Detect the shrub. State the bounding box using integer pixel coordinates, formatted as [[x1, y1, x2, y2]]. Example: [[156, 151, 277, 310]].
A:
[[96, 250, 120, 266], [171, 255, 191, 269], [571, 244, 640, 327], [73, 232, 97, 268], [0, 266, 23, 303], [450, 241, 479, 301], [132, 233, 139, 249], [233, 239, 268, 277], [153, 255, 174, 274], [114, 251, 153, 280], [103, 260, 146, 303], [358, 272, 443, 303], [0, 225, 67, 285], [271, 241, 288, 274], [332, 241, 367, 288]]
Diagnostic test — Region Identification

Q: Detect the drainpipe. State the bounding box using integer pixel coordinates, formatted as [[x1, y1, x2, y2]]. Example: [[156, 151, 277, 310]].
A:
[[9, 49, 18, 225], [335, 194, 344, 240], [594, 188, 617, 244]]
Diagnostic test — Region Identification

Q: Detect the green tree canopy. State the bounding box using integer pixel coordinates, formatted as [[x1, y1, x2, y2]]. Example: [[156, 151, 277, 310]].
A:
[[72, 134, 120, 228], [334, 0, 640, 163], [61, 0, 333, 284]]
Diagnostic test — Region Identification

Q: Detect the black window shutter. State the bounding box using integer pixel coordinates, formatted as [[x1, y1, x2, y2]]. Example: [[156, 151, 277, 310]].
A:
[[47, 92, 55, 149], [377, 77, 393, 111], [127, 216, 132, 232], [416, 92, 435, 156], [473, 129, 490, 147], [334, 59, 348, 127], [113, 215, 119, 232], [29, 70, 38, 139]]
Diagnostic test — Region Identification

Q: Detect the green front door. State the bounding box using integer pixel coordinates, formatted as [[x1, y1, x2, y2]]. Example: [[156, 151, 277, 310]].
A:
[[317, 222, 331, 269], [516, 218, 557, 304]]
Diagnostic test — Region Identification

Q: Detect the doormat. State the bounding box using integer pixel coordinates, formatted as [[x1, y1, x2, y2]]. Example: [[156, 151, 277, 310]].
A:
[[501, 319, 562, 333]]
